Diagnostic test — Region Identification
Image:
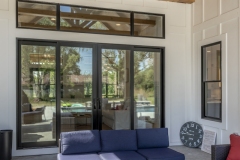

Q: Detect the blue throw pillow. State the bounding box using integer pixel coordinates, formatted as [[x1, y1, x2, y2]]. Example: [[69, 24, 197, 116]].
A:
[[61, 130, 101, 155], [100, 130, 137, 152], [137, 128, 169, 149]]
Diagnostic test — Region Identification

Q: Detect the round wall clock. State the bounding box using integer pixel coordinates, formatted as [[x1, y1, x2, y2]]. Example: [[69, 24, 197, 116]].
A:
[[180, 121, 203, 148]]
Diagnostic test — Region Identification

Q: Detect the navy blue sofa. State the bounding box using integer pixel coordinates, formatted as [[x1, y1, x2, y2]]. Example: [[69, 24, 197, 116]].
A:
[[58, 128, 185, 160]]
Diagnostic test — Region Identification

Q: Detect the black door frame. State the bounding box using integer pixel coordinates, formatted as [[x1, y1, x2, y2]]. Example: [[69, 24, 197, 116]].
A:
[[97, 44, 165, 130], [17, 38, 165, 149]]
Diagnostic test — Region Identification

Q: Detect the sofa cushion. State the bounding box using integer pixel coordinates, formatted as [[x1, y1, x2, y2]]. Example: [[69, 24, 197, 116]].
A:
[[137, 128, 169, 149], [57, 153, 102, 160], [137, 148, 185, 160], [61, 130, 101, 155], [227, 134, 240, 160], [100, 130, 137, 152], [99, 151, 146, 160]]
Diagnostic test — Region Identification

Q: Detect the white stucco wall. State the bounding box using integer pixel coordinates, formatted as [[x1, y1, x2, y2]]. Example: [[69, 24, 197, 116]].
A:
[[192, 0, 240, 145], [0, 0, 192, 156]]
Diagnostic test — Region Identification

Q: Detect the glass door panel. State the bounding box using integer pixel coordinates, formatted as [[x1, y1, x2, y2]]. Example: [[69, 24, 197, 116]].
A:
[[101, 48, 131, 130], [60, 46, 93, 133], [134, 50, 162, 129], [20, 44, 56, 144]]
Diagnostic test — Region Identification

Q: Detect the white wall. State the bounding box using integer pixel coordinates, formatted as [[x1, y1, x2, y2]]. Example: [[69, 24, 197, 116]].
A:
[[0, 0, 192, 156], [192, 0, 240, 144]]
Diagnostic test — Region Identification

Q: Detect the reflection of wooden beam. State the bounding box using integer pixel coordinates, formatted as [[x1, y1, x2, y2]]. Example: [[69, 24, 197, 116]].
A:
[[161, 0, 194, 3], [18, 8, 156, 25], [30, 54, 56, 62], [19, 22, 138, 35]]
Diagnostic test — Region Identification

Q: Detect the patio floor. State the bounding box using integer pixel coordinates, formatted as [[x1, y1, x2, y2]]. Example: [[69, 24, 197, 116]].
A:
[[13, 146, 211, 160]]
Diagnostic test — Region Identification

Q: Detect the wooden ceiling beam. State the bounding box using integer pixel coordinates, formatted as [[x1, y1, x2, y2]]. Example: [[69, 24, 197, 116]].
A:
[[161, 0, 195, 4], [18, 8, 156, 26]]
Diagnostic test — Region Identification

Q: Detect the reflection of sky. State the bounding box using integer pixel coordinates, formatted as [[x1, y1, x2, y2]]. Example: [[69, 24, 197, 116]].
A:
[[60, 6, 71, 12], [78, 48, 92, 75]]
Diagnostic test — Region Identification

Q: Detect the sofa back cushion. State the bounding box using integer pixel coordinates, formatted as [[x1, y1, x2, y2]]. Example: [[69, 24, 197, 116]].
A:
[[137, 128, 169, 149], [61, 130, 101, 155], [100, 130, 137, 152]]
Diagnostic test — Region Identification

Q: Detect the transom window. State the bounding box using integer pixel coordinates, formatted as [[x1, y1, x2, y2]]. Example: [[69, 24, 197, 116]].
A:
[[17, 1, 165, 38]]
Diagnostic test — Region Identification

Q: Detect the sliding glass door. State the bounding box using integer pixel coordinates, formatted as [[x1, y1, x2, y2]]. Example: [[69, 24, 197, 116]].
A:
[[18, 41, 57, 148], [133, 49, 163, 129], [59, 44, 95, 135], [100, 46, 132, 130], [18, 40, 164, 148], [98, 45, 164, 130]]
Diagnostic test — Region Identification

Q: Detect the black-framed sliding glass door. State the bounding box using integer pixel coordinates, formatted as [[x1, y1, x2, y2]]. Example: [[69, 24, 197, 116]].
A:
[[17, 40, 164, 148], [98, 45, 132, 130], [58, 42, 98, 135], [133, 48, 164, 129], [98, 45, 164, 130], [18, 41, 58, 148]]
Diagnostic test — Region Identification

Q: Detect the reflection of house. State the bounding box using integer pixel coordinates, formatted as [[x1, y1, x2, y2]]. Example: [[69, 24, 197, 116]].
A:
[[62, 75, 92, 99]]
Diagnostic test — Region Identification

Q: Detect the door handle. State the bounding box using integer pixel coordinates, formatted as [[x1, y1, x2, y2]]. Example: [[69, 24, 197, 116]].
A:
[[93, 99, 96, 110], [98, 98, 101, 110]]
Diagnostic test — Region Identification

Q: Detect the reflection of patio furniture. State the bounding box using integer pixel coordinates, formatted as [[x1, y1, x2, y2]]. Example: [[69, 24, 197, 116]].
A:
[[22, 104, 45, 124], [102, 109, 130, 130], [35, 106, 46, 120], [52, 112, 76, 139], [73, 113, 92, 126]]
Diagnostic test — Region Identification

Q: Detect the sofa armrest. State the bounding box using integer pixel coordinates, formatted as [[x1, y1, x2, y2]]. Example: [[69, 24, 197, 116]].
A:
[[211, 144, 230, 160], [59, 139, 61, 153]]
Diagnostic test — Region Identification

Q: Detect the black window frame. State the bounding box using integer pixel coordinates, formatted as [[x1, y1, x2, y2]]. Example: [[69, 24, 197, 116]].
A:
[[201, 41, 222, 122], [16, 0, 165, 39]]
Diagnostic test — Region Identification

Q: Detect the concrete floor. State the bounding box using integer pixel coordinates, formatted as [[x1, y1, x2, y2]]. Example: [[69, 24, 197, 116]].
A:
[[13, 146, 211, 160]]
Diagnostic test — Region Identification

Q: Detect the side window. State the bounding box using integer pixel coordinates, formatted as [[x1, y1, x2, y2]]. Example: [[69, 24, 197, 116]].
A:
[[202, 42, 222, 121]]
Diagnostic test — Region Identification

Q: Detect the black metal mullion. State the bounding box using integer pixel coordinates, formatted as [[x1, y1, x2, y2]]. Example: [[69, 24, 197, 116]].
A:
[[97, 45, 103, 130], [56, 42, 61, 146], [130, 47, 135, 130], [161, 48, 165, 128], [92, 44, 99, 130], [16, 1, 19, 28], [17, 40, 22, 149], [57, 4, 60, 30], [131, 12, 134, 36]]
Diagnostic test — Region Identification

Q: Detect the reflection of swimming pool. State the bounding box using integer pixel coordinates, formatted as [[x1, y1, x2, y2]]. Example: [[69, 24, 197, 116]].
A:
[[71, 104, 84, 108], [136, 107, 155, 112], [62, 105, 155, 113]]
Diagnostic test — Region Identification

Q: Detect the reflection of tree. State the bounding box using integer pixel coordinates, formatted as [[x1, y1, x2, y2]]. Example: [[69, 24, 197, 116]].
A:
[[134, 52, 154, 92], [102, 50, 154, 97], [21, 45, 55, 101]]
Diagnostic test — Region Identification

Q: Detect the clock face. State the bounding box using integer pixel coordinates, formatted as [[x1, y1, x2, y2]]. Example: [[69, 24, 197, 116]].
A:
[[180, 121, 203, 148]]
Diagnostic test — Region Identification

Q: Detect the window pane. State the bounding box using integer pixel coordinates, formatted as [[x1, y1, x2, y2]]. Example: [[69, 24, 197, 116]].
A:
[[21, 44, 56, 143], [60, 6, 131, 35], [18, 2, 57, 30], [134, 13, 163, 38], [205, 82, 221, 119], [203, 44, 221, 81], [101, 49, 131, 130], [134, 51, 162, 129], [59, 46, 93, 134]]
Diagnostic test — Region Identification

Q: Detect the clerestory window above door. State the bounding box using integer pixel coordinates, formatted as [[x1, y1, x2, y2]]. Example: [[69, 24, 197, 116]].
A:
[[17, 0, 165, 38]]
